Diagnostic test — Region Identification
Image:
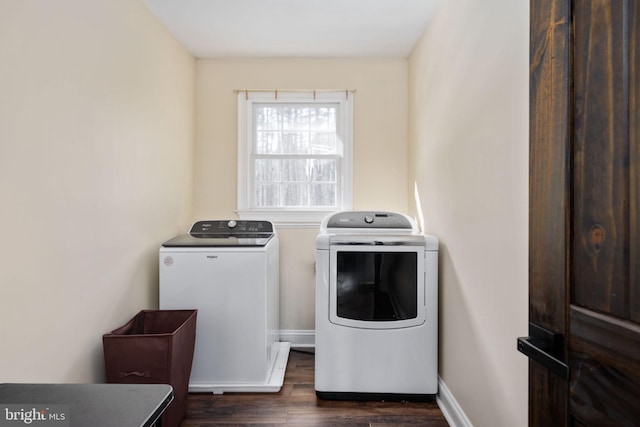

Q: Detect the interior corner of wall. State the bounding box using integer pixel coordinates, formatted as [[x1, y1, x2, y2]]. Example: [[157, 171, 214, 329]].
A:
[[413, 181, 426, 233]]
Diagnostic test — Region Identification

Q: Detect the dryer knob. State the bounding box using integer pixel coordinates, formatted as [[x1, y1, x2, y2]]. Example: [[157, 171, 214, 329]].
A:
[[227, 220, 237, 229], [364, 215, 374, 224]]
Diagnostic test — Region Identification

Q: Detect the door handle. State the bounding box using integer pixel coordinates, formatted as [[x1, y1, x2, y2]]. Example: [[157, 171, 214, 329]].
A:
[[517, 322, 569, 380]]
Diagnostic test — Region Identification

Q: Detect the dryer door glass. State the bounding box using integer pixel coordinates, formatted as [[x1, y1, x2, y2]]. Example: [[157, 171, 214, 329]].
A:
[[329, 245, 425, 329]]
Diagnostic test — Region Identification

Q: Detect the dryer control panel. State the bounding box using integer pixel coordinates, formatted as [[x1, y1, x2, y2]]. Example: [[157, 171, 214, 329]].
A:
[[326, 211, 412, 230]]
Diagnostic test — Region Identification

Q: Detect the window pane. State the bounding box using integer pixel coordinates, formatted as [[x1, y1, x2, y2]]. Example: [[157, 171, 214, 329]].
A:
[[310, 133, 337, 154], [283, 183, 308, 207], [283, 107, 309, 130], [311, 183, 336, 207], [282, 159, 309, 182], [255, 105, 338, 156], [255, 183, 280, 207], [255, 131, 281, 154], [310, 107, 336, 131], [282, 132, 310, 154], [255, 159, 281, 182], [310, 159, 336, 182], [256, 106, 280, 130]]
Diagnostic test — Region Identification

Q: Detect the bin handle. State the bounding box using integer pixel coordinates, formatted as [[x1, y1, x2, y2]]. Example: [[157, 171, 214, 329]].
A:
[[120, 371, 151, 378]]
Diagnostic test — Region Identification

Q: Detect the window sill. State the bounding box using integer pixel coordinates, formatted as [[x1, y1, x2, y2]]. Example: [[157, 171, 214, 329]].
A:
[[236, 209, 337, 229]]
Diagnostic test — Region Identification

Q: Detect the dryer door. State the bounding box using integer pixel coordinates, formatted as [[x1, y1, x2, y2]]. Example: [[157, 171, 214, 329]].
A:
[[329, 244, 426, 329]]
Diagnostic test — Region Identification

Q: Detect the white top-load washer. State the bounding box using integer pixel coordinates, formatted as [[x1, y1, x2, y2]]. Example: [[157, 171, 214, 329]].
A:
[[315, 211, 438, 400], [159, 220, 290, 394]]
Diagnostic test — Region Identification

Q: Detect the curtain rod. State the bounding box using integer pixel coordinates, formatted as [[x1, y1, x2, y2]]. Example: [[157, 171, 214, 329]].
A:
[[233, 88, 356, 100]]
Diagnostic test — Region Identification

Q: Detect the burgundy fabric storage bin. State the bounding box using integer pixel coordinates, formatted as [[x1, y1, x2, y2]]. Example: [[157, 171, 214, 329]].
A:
[[103, 309, 197, 427]]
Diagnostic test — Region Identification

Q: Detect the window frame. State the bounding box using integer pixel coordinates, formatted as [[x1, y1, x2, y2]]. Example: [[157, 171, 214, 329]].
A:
[[237, 90, 353, 227]]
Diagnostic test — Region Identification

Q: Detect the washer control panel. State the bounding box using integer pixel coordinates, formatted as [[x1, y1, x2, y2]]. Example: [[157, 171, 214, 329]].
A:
[[190, 220, 274, 235]]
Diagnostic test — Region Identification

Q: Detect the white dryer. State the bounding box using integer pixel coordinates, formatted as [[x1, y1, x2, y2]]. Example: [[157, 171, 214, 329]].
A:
[[315, 211, 438, 400], [160, 220, 290, 394]]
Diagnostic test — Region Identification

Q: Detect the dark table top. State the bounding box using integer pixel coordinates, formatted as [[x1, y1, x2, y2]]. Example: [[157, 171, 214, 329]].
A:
[[0, 383, 173, 427]]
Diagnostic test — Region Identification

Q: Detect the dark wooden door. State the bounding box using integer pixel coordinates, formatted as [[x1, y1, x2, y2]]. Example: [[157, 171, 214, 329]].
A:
[[526, 0, 640, 425]]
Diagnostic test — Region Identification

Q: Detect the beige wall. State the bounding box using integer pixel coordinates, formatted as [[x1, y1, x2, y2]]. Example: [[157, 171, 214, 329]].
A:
[[195, 59, 409, 330], [0, 3, 530, 422], [0, 1, 195, 382], [408, 1, 529, 426]]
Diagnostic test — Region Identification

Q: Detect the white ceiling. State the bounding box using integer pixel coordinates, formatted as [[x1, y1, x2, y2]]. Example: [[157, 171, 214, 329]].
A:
[[142, 0, 442, 58]]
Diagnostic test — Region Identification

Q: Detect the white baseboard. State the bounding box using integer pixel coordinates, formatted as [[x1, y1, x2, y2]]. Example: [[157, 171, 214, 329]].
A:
[[280, 329, 315, 349], [437, 377, 473, 427]]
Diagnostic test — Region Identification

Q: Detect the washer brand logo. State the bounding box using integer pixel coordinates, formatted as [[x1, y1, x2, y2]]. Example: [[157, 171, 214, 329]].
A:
[[163, 256, 174, 267], [1, 405, 69, 426], [206, 255, 218, 259]]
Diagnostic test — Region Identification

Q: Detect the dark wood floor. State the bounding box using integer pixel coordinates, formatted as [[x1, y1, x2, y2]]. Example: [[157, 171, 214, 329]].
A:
[[180, 350, 449, 426]]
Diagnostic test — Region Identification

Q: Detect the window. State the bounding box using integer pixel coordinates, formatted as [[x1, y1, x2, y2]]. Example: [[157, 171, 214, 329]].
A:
[[237, 90, 353, 226]]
